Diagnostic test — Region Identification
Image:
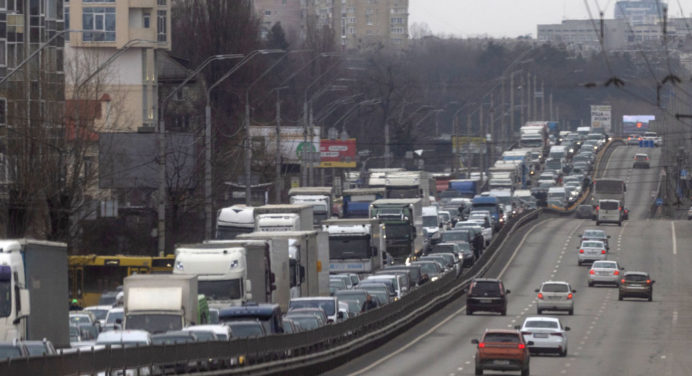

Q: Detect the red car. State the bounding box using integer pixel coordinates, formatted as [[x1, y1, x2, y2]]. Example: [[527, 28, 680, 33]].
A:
[[472, 329, 532, 375]]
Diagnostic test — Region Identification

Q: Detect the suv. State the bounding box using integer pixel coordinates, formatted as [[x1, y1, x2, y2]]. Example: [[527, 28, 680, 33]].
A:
[[535, 281, 576, 315], [619, 271, 655, 301], [472, 329, 531, 376], [466, 278, 510, 316], [633, 153, 650, 169]]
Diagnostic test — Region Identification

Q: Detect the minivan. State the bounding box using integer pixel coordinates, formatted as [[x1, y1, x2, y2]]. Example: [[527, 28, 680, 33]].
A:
[[596, 199, 623, 226]]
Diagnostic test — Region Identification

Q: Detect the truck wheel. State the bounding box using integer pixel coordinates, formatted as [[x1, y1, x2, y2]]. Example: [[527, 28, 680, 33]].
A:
[[475, 367, 483, 375], [618, 221, 622, 227], [596, 221, 600, 225], [521, 365, 530, 376]]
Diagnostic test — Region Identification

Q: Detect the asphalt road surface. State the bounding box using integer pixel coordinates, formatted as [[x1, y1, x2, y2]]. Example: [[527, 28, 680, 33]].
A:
[[324, 145, 692, 376]]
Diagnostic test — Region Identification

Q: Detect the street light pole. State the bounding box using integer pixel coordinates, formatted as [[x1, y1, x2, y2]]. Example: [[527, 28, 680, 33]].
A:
[[274, 86, 288, 203]]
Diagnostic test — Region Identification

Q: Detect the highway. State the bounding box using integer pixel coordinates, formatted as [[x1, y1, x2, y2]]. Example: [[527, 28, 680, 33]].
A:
[[325, 145, 692, 376]]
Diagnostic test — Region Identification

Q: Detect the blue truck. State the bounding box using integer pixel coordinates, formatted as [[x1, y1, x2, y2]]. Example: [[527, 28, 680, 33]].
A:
[[342, 188, 385, 218], [448, 179, 480, 199], [471, 195, 503, 231]]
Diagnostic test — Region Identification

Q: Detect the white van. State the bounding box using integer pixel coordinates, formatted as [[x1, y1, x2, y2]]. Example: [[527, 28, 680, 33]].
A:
[[547, 187, 567, 207], [549, 145, 567, 161], [596, 199, 623, 226]]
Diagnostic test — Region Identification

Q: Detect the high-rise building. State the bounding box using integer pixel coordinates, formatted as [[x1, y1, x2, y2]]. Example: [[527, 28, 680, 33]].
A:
[[64, 0, 171, 132]]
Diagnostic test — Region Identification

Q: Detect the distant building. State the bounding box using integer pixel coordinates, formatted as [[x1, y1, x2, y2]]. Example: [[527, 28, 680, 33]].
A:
[[537, 19, 629, 51], [614, 0, 663, 26], [255, 0, 410, 51]]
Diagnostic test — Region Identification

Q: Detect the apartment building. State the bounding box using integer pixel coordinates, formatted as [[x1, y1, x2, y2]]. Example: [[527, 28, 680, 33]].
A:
[[64, 0, 171, 132], [256, 0, 409, 51]]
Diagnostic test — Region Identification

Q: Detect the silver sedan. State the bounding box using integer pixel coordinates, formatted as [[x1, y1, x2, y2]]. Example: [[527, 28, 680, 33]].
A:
[[588, 260, 623, 287]]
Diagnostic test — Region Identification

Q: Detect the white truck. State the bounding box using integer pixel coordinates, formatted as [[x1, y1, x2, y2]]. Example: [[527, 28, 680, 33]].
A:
[[123, 274, 199, 334], [321, 218, 385, 275], [238, 231, 330, 297], [216, 205, 254, 239], [367, 168, 405, 187], [174, 239, 289, 311], [384, 171, 432, 206], [369, 198, 424, 262], [288, 187, 334, 224], [0, 239, 69, 348], [254, 204, 314, 232], [421, 205, 441, 245]]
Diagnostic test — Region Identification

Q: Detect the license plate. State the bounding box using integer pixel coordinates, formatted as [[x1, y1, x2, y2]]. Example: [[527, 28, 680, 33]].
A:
[[598, 271, 610, 276], [533, 333, 548, 338], [549, 296, 562, 300], [493, 360, 510, 365], [629, 284, 642, 287], [478, 298, 493, 303]]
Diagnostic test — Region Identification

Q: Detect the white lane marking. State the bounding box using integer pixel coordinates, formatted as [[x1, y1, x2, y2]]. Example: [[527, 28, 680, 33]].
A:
[[345, 220, 550, 376], [673, 311, 678, 326], [457, 367, 463, 371], [672, 221, 677, 256]]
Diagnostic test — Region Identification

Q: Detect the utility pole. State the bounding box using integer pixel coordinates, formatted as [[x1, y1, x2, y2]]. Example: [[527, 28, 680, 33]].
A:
[[510, 72, 515, 143], [501, 76, 506, 150], [275, 89, 283, 203], [527, 72, 532, 121], [479, 103, 485, 182], [533, 74, 538, 121], [520, 74, 525, 126], [467, 112, 472, 178], [490, 93, 495, 163], [541, 81, 545, 120], [549, 92, 553, 121]]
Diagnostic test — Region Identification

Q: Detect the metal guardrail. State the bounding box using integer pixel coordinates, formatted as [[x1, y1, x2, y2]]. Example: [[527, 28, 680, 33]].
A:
[[0, 209, 541, 376]]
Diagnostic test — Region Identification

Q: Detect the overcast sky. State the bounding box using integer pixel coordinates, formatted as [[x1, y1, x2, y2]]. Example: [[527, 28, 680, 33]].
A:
[[409, 0, 692, 38]]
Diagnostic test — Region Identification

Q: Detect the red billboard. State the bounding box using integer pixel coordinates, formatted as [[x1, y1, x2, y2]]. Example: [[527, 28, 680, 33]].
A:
[[320, 138, 357, 168]]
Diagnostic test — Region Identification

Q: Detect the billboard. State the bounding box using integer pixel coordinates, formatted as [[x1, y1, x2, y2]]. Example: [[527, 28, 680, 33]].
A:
[[320, 138, 357, 168], [249, 126, 320, 164], [622, 115, 655, 135], [452, 136, 486, 154], [591, 105, 612, 133]]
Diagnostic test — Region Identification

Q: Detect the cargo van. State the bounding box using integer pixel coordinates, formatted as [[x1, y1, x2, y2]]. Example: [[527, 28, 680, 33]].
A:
[[596, 199, 623, 226]]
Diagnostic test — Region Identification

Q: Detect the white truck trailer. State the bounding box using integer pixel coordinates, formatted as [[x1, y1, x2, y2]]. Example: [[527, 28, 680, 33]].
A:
[[215, 205, 254, 239], [254, 204, 314, 232], [123, 274, 199, 334], [0, 239, 69, 348], [238, 231, 329, 297]]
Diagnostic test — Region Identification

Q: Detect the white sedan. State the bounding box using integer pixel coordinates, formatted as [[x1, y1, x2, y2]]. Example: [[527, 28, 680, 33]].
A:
[[588, 260, 623, 287], [577, 240, 607, 266], [518, 316, 570, 356]]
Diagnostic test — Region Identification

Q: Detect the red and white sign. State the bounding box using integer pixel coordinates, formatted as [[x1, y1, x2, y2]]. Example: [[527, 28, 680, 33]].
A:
[[320, 139, 357, 168]]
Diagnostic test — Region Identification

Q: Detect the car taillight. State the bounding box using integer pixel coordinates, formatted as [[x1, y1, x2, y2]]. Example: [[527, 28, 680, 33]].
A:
[[521, 331, 532, 336], [579, 249, 584, 253], [589, 270, 595, 275], [478, 342, 486, 348], [601, 249, 606, 254], [567, 293, 573, 299], [518, 343, 526, 349], [614, 270, 620, 276], [537, 293, 544, 299], [596, 206, 599, 211], [621, 279, 626, 284], [550, 333, 563, 337], [646, 279, 651, 284]]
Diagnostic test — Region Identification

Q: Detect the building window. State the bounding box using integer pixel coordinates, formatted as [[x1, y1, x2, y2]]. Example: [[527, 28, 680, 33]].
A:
[[157, 0, 166, 5], [0, 98, 6, 125], [0, 0, 5, 10], [157, 10, 167, 42], [83, 7, 116, 42], [64, 5, 69, 29], [0, 40, 5, 67], [265, 10, 271, 16], [143, 12, 150, 28]]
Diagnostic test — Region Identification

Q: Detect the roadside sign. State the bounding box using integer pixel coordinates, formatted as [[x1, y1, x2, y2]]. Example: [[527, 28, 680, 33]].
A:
[[655, 198, 663, 206]]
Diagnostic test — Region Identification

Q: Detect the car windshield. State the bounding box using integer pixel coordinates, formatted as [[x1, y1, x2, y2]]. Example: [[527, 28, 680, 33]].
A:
[[151, 335, 194, 345], [412, 262, 439, 275], [484, 333, 519, 343], [471, 281, 501, 295], [106, 311, 123, 324], [0, 345, 22, 359], [542, 284, 569, 292], [125, 314, 182, 334], [25, 344, 50, 356], [593, 262, 617, 269], [584, 231, 606, 238], [422, 215, 438, 227], [625, 274, 648, 282], [229, 323, 263, 338], [582, 241, 603, 248], [432, 244, 455, 253], [525, 320, 558, 329], [289, 300, 335, 316], [69, 316, 91, 325], [86, 308, 109, 321], [600, 201, 619, 210]]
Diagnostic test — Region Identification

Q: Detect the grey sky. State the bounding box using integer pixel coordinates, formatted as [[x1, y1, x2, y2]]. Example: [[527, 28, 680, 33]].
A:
[[409, 0, 692, 38]]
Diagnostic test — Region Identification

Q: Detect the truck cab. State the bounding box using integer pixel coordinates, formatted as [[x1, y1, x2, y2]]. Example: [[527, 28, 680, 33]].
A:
[[216, 205, 254, 239], [218, 303, 283, 335]]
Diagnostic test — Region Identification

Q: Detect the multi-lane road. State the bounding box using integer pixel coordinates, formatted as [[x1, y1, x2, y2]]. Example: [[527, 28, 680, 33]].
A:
[[326, 145, 692, 376]]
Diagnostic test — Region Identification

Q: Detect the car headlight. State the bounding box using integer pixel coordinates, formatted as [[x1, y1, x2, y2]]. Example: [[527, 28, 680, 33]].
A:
[[175, 261, 184, 271]]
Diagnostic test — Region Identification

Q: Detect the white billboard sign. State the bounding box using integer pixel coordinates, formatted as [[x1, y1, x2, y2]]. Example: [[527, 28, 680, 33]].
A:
[[591, 105, 612, 133], [249, 126, 320, 164]]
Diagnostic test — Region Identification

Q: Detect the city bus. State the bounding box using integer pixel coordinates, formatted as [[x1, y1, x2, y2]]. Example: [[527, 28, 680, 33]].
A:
[[69, 254, 175, 307]]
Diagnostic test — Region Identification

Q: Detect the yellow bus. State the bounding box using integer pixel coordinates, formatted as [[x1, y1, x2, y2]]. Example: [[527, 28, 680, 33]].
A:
[[69, 254, 175, 307]]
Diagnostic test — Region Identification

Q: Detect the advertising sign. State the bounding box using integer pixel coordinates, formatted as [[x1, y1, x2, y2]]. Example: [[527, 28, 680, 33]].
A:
[[249, 126, 320, 164], [452, 136, 486, 154], [622, 115, 655, 135], [591, 105, 612, 133], [320, 138, 357, 168]]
